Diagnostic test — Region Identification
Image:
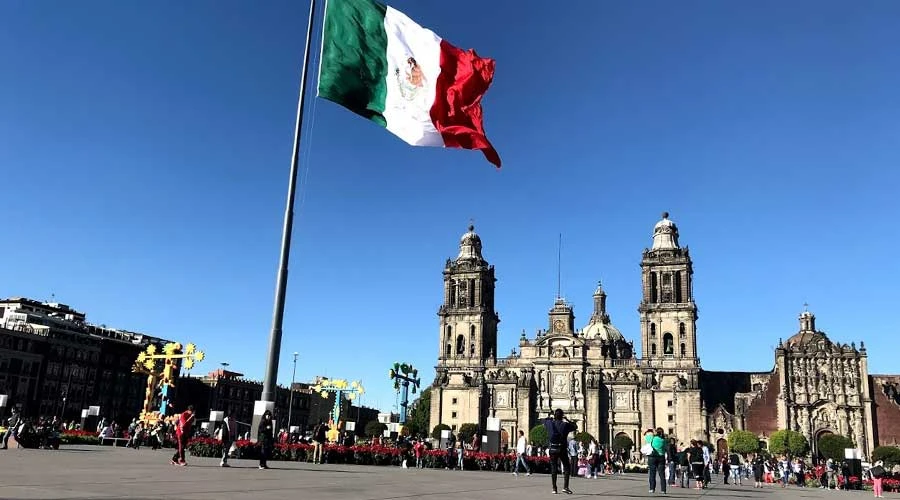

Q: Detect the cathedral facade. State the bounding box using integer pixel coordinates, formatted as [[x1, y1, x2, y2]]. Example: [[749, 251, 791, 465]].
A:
[[429, 214, 900, 457]]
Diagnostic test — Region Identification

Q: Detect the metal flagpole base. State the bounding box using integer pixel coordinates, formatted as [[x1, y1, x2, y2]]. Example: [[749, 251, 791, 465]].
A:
[[250, 400, 275, 443]]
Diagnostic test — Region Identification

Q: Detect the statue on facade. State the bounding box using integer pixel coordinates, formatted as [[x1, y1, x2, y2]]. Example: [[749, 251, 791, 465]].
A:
[[539, 372, 546, 392], [574, 375, 581, 394]]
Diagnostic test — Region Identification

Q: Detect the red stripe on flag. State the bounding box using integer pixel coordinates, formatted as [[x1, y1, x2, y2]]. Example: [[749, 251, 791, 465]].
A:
[[430, 40, 501, 168]]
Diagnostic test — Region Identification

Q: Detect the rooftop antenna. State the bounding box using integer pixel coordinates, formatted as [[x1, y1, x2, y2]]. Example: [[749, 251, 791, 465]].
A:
[[557, 233, 562, 299]]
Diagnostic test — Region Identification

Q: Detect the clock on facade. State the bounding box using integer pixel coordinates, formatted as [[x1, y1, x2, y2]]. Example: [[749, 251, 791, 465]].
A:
[[554, 319, 565, 331]]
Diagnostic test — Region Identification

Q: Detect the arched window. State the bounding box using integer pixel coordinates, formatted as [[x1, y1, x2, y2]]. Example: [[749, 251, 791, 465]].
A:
[[449, 281, 456, 307], [679, 323, 686, 339], [680, 343, 686, 358], [663, 333, 674, 356], [651, 343, 657, 356], [456, 335, 465, 355], [650, 323, 657, 338], [445, 344, 451, 357], [446, 325, 452, 340], [470, 343, 475, 357], [650, 273, 658, 303]]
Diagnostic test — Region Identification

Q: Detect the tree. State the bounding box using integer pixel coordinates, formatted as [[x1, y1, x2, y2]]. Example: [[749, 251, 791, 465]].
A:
[[613, 434, 634, 453], [404, 387, 431, 438], [769, 429, 809, 457], [431, 423, 451, 440], [574, 432, 595, 447], [728, 430, 762, 455], [872, 446, 900, 467], [817, 434, 854, 461], [457, 423, 479, 444], [365, 420, 387, 438], [530, 424, 549, 447]]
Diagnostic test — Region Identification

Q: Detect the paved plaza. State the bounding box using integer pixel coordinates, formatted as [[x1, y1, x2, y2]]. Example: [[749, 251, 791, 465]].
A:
[[0, 446, 883, 500]]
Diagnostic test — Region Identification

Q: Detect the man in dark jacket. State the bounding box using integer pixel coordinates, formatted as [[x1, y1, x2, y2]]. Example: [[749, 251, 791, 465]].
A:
[[542, 409, 577, 495]]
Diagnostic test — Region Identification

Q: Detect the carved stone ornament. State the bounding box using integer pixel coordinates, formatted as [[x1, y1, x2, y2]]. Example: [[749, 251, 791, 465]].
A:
[[553, 373, 568, 395]]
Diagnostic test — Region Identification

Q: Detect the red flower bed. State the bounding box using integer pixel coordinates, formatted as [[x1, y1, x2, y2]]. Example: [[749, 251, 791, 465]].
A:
[[187, 438, 541, 472], [62, 430, 99, 437]]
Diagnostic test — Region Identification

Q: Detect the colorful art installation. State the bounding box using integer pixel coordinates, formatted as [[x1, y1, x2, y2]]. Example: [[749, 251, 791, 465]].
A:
[[132, 342, 204, 425]]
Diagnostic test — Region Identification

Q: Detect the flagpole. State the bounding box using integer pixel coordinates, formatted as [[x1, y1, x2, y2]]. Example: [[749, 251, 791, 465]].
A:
[[260, 0, 318, 404]]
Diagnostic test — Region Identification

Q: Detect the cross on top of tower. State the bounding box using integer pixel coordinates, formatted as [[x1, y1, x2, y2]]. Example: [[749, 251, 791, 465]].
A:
[[803, 302, 809, 312]]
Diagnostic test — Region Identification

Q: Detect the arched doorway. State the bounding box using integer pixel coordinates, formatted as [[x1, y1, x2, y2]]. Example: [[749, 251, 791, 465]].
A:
[[814, 429, 834, 462], [500, 429, 510, 452], [716, 438, 729, 461]]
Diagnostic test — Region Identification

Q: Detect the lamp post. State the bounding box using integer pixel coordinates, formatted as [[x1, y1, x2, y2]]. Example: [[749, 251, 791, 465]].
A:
[[388, 362, 421, 425], [287, 352, 298, 429]]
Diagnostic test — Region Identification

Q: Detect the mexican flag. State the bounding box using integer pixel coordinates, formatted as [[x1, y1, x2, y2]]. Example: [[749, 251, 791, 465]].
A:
[[317, 0, 501, 167]]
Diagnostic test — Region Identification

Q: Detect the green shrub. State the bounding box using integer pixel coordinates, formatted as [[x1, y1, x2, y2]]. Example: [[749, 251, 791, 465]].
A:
[[529, 424, 548, 447]]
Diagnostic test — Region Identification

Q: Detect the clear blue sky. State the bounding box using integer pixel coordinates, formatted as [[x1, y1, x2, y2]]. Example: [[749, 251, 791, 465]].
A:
[[2, 0, 898, 413]]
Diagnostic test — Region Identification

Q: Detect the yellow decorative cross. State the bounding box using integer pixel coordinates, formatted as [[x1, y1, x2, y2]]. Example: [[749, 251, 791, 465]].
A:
[[311, 378, 365, 442], [133, 342, 205, 424]]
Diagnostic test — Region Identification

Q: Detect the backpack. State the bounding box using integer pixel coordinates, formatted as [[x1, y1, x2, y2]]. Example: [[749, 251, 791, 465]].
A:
[[870, 465, 885, 479]]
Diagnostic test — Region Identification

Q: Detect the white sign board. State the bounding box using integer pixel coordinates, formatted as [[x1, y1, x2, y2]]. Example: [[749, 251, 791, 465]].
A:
[[441, 429, 451, 439], [388, 422, 400, 433], [81, 409, 89, 418], [88, 406, 100, 416], [344, 422, 356, 432], [383, 429, 391, 437], [844, 448, 861, 459], [209, 411, 224, 422], [0, 395, 7, 407], [200, 422, 210, 431], [254, 400, 274, 415], [486, 417, 501, 432], [482, 435, 488, 443], [290, 426, 300, 433]]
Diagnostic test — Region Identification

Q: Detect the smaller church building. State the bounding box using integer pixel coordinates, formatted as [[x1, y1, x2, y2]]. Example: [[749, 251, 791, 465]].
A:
[[429, 214, 900, 457]]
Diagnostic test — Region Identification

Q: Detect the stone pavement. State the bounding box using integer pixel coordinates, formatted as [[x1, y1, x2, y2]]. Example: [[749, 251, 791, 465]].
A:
[[0, 446, 880, 500]]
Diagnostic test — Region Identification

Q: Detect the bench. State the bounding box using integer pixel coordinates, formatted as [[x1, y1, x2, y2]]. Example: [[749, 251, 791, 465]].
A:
[[100, 437, 130, 447]]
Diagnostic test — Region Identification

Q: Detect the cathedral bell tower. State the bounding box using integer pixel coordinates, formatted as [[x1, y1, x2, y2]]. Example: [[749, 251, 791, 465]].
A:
[[437, 225, 499, 362], [639, 212, 698, 365], [432, 225, 500, 432]]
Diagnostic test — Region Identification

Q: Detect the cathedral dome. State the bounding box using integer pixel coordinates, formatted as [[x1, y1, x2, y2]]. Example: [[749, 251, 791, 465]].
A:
[[457, 224, 484, 261], [786, 330, 829, 347], [583, 320, 624, 342], [582, 281, 624, 341], [786, 310, 831, 348], [652, 212, 680, 250]]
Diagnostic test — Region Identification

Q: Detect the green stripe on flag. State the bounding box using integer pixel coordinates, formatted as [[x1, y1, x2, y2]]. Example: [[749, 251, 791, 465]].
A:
[[318, 0, 389, 127]]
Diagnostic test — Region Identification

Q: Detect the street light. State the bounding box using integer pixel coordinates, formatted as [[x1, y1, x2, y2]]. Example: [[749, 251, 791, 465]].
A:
[[287, 352, 299, 429]]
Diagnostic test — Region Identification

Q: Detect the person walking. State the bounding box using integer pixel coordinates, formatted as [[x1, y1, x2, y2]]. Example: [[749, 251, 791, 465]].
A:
[[512, 430, 532, 476], [219, 411, 235, 467], [644, 428, 667, 494], [688, 440, 705, 489], [870, 460, 886, 498], [542, 409, 577, 495], [752, 453, 765, 488], [1, 408, 20, 449], [257, 410, 274, 469], [667, 438, 678, 488], [311, 421, 327, 464], [170, 405, 195, 466]]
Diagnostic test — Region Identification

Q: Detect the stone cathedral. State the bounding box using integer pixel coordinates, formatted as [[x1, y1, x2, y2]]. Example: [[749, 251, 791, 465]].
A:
[[429, 214, 900, 458]]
